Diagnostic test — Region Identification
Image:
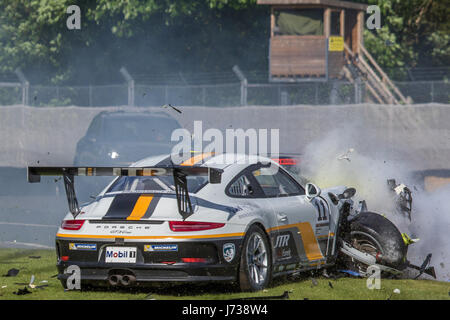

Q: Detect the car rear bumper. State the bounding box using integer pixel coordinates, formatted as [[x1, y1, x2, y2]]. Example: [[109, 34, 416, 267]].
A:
[[56, 263, 236, 283], [55, 238, 242, 284]]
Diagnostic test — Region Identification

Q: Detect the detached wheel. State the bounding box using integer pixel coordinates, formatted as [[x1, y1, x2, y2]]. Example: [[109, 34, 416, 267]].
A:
[[344, 212, 407, 274], [238, 225, 272, 292]]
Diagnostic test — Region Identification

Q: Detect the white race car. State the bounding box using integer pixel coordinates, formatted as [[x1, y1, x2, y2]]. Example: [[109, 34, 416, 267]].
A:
[[28, 153, 423, 291]]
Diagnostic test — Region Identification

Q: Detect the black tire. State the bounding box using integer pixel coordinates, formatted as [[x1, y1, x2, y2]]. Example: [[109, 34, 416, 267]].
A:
[[348, 211, 407, 270], [238, 225, 272, 292], [59, 279, 68, 289]]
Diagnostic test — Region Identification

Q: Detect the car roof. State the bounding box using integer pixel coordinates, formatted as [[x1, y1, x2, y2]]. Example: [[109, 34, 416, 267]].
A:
[[97, 111, 177, 120], [131, 153, 275, 170]]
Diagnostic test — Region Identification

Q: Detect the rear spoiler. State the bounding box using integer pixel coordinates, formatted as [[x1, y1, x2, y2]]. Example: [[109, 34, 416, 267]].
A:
[[27, 166, 223, 219]]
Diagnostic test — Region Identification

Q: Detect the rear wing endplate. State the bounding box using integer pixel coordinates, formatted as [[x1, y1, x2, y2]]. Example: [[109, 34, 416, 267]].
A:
[[28, 166, 223, 219]]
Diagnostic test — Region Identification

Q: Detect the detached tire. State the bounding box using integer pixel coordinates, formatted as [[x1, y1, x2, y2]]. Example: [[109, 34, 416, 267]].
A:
[[238, 225, 272, 292], [349, 212, 407, 270]]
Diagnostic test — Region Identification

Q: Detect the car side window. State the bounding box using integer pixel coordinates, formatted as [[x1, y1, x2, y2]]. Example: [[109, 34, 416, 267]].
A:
[[226, 170, 265, 198], [251, 166, 305, 197], [228, 174, 252, 197]]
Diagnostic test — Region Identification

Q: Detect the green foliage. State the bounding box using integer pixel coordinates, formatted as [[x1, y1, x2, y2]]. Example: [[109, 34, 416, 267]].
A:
[[427, 31, 450, 66], [0, 1, 68, 80], [0, 249, 449, 300], [0, 0, 267, 84], [0, 0, 447, 84], [358, 0, 449, 71], [0, 87, 21, 105]]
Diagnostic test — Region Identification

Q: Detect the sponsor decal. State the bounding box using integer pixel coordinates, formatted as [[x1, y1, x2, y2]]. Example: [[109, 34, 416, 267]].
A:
[[105, 247, 137, 263], [144, 244, 178, 252], [277, 248, 292, 261], [274, 234, 290, 248], [69, 243, 97, 251], [223, 243, 236, 263]]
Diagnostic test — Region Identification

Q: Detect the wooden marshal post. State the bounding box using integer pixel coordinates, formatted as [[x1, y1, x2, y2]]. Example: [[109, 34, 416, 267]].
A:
[[258, 0, 366, 82], [258, 0, 409, 104]]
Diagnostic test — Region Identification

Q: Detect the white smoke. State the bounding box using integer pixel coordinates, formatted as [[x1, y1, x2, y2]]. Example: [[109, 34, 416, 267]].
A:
[[407, 185, 450, 281], [299, 127, 450, 281]]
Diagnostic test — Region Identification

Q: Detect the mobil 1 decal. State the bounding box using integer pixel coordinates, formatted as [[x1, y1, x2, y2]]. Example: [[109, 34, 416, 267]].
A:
[[311, 196, 329, 223]]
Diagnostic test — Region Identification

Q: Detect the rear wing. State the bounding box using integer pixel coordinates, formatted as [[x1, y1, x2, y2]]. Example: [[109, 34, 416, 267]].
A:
[[28, 166, 223, 219]]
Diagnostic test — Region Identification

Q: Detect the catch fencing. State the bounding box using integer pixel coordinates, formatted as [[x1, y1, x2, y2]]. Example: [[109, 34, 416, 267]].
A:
[[0, 68, 448, 107]]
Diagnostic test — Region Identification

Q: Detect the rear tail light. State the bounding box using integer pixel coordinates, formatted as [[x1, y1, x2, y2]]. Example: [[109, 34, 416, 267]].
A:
[[272, 158, 298, 166], [181, 258, 207, 263], [61, 219, 85, 230], [169, 221, 225, 232], [61, 256, 69, 261]]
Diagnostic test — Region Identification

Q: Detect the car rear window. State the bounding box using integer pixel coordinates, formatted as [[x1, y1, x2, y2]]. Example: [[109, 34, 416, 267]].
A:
[[102, 117, 180, 143], [106, 175, 208, 194]]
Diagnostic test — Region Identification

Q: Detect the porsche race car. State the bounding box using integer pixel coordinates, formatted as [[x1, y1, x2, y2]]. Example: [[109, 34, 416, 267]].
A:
[[27, 153, 429, 291]]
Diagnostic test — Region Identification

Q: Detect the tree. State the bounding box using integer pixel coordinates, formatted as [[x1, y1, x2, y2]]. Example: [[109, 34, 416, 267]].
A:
[[355, 0, 449, 77], [0, 0, 267, 84], [0, 0, 447, 84]]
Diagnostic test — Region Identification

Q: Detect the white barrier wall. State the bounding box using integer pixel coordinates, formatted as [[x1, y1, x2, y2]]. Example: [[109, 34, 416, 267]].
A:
[[0, 104, 449, 170]]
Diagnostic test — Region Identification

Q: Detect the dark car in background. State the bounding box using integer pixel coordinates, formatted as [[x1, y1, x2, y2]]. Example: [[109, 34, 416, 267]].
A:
[[73, 111, 182, 201], [74, 111, 182, 166]]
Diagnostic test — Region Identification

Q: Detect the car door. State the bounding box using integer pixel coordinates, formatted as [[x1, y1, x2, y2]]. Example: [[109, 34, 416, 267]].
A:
[[226, 169, 280, 262], [226, 170, 277, 232], [249, 164, 329, 268]]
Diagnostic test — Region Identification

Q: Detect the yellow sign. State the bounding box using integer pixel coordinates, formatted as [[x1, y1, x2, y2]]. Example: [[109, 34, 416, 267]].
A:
[[329, 36, 344, 52]]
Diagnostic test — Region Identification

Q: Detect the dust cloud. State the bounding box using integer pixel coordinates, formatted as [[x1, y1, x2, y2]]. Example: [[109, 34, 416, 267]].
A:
[[299, 125, 450, 281]]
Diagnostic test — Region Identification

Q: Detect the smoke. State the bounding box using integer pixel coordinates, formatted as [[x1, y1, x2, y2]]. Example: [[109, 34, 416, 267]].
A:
[[407, 185, 450, 281], [299, 125, 450, 281]]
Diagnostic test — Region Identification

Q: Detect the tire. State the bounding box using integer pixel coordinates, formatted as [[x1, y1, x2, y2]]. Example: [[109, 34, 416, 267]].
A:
[[59, 279, 68, 289], [238, 225, 272, 292], [346, 211, 407, 271]]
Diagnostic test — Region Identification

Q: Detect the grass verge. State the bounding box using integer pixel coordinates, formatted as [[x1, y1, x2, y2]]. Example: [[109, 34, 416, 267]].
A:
[[0, 249, 448, 300]]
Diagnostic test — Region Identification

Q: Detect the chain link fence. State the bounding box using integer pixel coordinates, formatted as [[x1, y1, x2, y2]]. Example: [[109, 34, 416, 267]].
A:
[[0, 84, 22, 105], [395, 81, 450, 104], [0, 74, 448, 107]]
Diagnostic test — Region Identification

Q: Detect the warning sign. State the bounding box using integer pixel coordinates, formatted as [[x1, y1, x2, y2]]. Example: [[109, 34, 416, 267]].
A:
[[328, 36, 344, 52]]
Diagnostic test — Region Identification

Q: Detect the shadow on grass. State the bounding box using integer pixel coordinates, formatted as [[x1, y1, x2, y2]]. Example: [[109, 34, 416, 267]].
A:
[[78, 272, 318, 298], [79, 281, 240, 298]]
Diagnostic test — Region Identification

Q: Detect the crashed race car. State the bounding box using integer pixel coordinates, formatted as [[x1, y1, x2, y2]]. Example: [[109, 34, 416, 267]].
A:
[[27, 153, 433, 291]]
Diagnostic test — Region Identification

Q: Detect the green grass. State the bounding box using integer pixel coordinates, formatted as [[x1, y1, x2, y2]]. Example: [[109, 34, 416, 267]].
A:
[[0, 249, 448, 300]]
